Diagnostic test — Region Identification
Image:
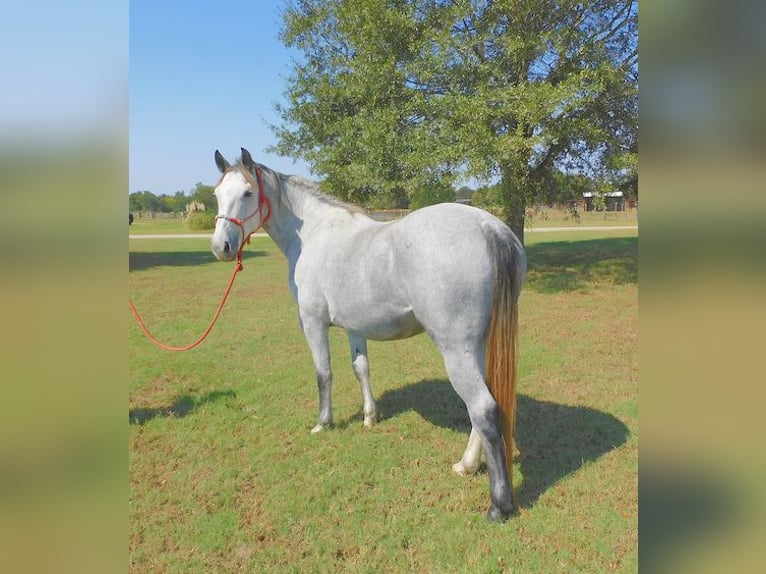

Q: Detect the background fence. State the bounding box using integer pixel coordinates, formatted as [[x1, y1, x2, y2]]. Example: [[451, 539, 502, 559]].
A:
[[131, 211, 186, 220]]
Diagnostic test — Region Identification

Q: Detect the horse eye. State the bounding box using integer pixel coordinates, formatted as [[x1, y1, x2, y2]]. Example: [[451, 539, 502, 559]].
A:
[[243, 190, 253, 198]]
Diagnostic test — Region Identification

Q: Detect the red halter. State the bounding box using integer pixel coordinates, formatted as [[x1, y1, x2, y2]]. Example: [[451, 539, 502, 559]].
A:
[[214, 166, 272, 257]]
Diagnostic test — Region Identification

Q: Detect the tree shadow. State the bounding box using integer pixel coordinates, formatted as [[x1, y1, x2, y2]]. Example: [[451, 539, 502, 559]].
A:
[[129, 390, 237, 425], [351, 379, 630, 509], [525, 236, 637, 293], [129, 250, 265, 272]]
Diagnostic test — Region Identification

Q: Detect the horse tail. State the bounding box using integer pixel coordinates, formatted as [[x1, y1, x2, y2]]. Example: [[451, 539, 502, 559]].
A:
[[485, 225, 526, 501]]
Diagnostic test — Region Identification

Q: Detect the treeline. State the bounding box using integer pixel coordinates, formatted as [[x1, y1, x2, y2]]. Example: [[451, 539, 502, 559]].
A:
[[129, 182, 215, 213], [471, 171, 636, 210], [129, 170, 635, 214]]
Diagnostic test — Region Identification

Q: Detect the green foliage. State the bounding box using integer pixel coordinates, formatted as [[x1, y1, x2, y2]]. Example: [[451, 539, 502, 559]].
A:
[[129, 190, 170, 213], [364, 186, 410, 209], [187, 210, 216, 230], [189, 182, 217, 211], [545, 172, 594, 206], [455, 185, 475, 202], [272, 0, 637, 241], [163, 191, 189, 213], [607, 150, 638, 199], [410, 181, 456, 210], [471, 183, 503, 210]]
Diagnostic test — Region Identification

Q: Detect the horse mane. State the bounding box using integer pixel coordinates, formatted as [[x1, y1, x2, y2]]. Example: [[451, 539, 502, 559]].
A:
[[221, 160, 367, 218], [273, 170, 369, 217]]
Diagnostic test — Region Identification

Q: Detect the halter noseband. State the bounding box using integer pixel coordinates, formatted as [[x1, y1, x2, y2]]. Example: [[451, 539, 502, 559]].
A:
[[215, 166, 272, 257]]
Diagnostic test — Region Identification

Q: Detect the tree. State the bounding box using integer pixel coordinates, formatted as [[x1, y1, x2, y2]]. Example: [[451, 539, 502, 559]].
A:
[[162, 190, 189, 213], [129, 190, 168, 213], [189, 182, 217, 211], [471, 182, 502, 211], [547, 171, 593, 206], [455, 185, 475, 202], [410, 179, 456, 209], [272, 0, 637, 243]]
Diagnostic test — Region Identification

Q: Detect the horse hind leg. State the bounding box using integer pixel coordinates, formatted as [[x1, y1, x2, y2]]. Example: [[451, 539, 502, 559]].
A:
[[348, 333, 378, 427], [470, 399, 514, 521], [442, 348, 514, 521]]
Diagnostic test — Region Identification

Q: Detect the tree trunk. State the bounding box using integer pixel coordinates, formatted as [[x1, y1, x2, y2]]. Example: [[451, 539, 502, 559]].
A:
[[500, 172, 526, 246]]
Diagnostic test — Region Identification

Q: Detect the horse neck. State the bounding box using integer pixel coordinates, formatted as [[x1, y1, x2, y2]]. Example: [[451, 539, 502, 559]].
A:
[[260, 170, 332, 260]]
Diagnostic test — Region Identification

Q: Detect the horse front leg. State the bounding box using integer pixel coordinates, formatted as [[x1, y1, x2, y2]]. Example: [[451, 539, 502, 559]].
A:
[[302, 319, 333, 433], [348, 333, 378, 427]]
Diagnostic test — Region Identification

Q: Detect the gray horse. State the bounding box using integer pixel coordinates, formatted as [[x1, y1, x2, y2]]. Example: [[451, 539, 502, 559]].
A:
[[211, 149, 526, 521]]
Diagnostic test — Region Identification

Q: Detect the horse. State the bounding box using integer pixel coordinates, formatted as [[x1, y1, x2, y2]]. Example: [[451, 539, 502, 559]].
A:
[[211, 148, 526, 521]]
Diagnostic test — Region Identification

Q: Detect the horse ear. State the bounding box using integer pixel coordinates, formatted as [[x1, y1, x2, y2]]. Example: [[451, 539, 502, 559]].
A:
[[240, 148, 254, 170], [214, 150, 230, 173]]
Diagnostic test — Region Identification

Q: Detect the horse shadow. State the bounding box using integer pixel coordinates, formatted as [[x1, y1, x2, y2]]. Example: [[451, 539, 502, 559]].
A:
[[354, 379, 630, 509], [129, 250, 266, 272], [129, 390, 237, 425]]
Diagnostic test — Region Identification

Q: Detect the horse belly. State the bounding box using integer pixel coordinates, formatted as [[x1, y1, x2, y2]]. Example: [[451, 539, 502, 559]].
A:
[[331, 302, 423, 341], [322, 226, 424, 340]]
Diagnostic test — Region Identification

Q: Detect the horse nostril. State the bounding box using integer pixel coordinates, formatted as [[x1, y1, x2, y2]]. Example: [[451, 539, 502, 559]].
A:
[[223, 241, 231, 253]]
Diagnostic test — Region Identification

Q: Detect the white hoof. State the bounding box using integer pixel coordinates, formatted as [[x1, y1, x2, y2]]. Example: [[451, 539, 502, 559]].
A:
[[452, 460, 480, 476], [452, 462, 468, 476], [362, 406, 378, 428], [311, 423, 328, 434]]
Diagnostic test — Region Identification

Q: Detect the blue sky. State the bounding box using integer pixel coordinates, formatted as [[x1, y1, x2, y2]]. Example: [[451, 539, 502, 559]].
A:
[[130, 0, 313, 195]]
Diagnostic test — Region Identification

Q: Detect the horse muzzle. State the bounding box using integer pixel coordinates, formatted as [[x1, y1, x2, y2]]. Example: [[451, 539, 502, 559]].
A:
[[211, 218, 243, 261]]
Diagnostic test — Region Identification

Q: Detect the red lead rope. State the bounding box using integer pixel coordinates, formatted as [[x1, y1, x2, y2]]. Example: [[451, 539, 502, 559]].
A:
[[128, 249, 244, 351], [129, 168, 271, 351]]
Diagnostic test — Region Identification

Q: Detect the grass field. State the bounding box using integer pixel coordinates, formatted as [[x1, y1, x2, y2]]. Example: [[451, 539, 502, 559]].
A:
[[129, 226, 637, 572], [129, 216, 201, 235]]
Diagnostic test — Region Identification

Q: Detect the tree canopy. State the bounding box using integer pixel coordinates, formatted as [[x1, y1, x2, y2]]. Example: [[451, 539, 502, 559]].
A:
[[272, 0, 637, 242], [128, 190, 171, 213]]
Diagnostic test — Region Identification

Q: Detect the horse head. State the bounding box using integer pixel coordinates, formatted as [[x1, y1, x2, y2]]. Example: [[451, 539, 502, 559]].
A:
[[211, 148, 270, 261]]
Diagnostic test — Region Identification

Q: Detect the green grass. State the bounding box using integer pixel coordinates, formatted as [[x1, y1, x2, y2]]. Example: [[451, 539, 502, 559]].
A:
[[128, 216, 205, 235], [129, 228, 637, 572]]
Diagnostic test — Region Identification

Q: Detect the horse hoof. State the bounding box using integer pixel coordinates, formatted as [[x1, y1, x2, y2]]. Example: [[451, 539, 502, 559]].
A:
[[311, 423, 329, 434], [485, 505, 513, 523], [452, 461, 480, 476]]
